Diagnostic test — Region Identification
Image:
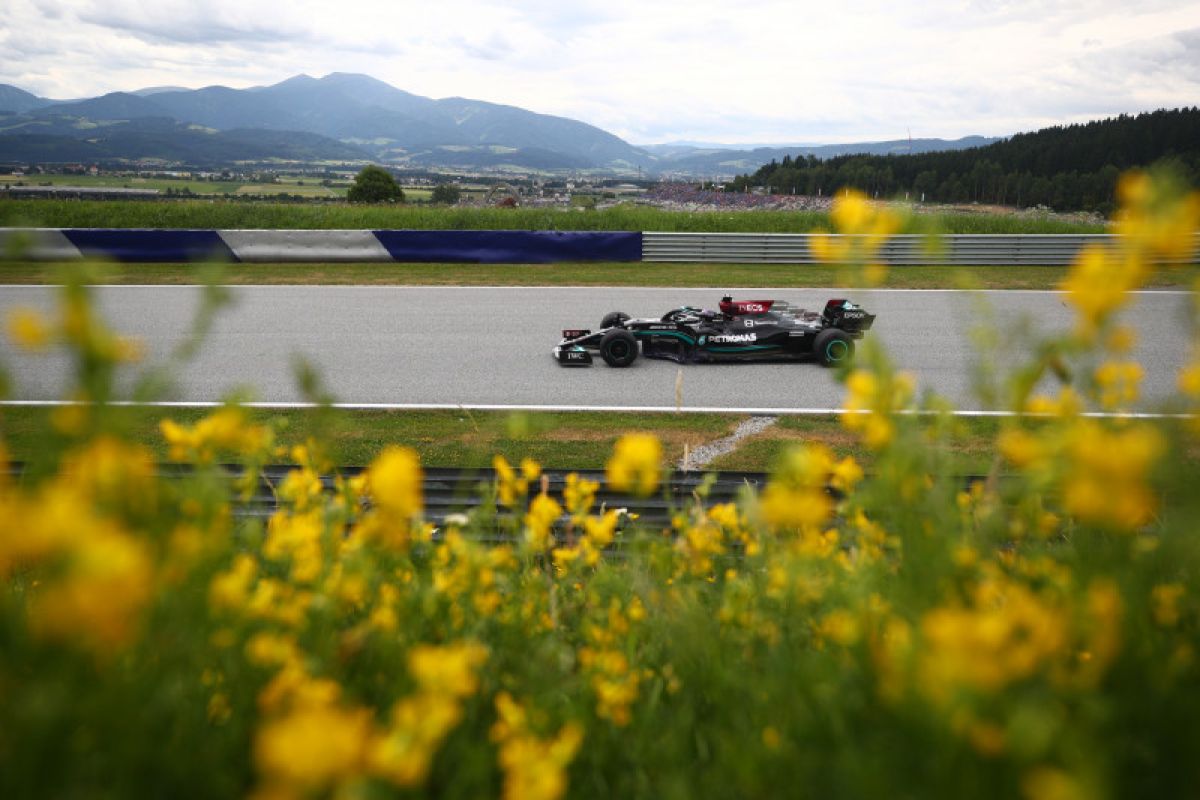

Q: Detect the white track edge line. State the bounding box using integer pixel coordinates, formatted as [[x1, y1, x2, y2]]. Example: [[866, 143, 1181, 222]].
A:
[[0, 399, 1191, 419], [0, 284, 1192, 295]]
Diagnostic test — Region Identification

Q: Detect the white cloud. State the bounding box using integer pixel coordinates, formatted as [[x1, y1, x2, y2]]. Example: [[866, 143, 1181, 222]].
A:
[[1, 0, 1198, 142]]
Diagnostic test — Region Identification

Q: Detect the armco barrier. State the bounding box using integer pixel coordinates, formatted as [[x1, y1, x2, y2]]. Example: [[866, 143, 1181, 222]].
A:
[[2, 228, 1197, 265], [641, 232, 1200, 265]]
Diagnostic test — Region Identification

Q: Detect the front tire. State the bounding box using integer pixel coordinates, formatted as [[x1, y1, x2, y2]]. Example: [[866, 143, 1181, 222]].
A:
[[600, 311, 630, 329], [600, 328, 639, 367], [814, 328, 854, 367]]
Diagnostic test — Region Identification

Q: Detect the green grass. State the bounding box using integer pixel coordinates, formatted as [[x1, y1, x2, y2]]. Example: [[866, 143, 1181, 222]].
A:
[[707, 414, 1006, 474], [0, 198, 1109, 233], [0, 406, 745, 470], [3, 261, 1197, 290], [0, 404, 1019, 474]]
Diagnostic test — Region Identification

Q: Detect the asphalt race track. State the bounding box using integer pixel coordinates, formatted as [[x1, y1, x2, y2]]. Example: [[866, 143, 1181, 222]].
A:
[[0, 285, 1193, 413]]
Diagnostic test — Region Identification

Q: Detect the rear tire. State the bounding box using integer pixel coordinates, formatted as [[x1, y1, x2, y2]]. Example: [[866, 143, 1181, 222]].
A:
[[814, 328, 854, 367], [600, 311, 630, 329], [600, 328, 639, 367]]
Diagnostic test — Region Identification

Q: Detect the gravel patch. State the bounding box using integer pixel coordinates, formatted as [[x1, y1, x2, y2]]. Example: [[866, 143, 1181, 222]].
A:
[[680, 416, 778, 471]]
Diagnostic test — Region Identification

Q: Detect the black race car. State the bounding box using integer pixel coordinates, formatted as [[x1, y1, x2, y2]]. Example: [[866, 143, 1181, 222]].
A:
[[554, 296, 876, 368]]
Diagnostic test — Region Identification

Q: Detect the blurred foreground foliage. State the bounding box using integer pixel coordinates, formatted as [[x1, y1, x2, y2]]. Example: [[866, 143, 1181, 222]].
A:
[[1, 171, 1199, 799]]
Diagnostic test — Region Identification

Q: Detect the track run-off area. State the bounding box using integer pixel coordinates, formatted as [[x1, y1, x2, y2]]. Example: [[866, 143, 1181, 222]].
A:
[[0, 285, 1193, 414]]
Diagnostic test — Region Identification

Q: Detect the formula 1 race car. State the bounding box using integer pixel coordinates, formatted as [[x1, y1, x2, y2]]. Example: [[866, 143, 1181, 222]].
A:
[[554, 296, 876, 367]]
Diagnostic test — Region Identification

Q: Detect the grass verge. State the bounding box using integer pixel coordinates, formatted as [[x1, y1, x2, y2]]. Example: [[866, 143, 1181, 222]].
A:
[[0, 404, 1008, 474], [0, 198, 1109, 234], [4, 261, 1197, 290]]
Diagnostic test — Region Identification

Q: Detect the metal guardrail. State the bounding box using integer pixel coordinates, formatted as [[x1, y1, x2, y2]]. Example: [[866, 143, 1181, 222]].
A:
[[8, 462, 1001, 548], [5, 227, 1196, 266], [641, 232, 1200, 265], [228, 465, 768, 531]]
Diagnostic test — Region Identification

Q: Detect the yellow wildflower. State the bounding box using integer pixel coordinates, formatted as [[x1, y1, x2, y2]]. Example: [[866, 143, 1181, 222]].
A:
[[370, 693, 462, 787], [209, 553, 259, 611], [1063, 421, 1162, 530], [6, 306, 53, 351], [28, 524, 154, 653], [61, 436, 157, 513], [562, 472, 600, 519], [815, 608, 860, 648], [408, 641, 488, 698], [605, 433, 662, 496], [1022, 767, 1089, 800], [1152, 583, 1186, 627], [759, 444, 835, 533], [1093, 360, 1143, 410], [369, 445, 423, 519], [160, 407, 271, 463], [255, 704, 372, 792], [1113, 170, 1200, 262], [919, 577, 1068, 701], [491, 692, 584, 800], [524, 492, 564, 552], [495, 723, 584, 800], [840, 369, 914, 449], [1060, 245, 1145, 339]]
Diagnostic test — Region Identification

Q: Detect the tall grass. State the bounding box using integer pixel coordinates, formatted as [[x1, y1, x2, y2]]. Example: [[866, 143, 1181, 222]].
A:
[[0, 198, 1109, 234]]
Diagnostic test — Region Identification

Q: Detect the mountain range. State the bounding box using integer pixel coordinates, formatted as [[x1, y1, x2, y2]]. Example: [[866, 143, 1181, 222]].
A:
[[0, 73, 999, 175]]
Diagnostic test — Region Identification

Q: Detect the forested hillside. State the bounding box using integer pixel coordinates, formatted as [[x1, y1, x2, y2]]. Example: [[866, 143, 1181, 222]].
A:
[[730, 108, 1200, 213]]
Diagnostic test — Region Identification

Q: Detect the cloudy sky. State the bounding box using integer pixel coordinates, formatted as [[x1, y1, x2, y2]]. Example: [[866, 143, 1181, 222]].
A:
[[2, 0, 1199, 144]]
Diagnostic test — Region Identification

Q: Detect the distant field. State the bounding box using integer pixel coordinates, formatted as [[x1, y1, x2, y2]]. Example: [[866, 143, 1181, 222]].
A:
[[0, 198, 1109, 233], [0, 174, 353, 197]]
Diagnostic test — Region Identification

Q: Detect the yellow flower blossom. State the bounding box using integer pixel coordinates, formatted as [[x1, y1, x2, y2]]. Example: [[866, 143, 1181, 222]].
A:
[[61, 436, 158, 514], [605, 433, 662, 496], [1181, 361, 1200, 396], [369, 693, 463, 787], [368, 445, 423, 520], [278, 466, 324, 511], [160, 407, 272, 463], [815, 608, 860, 648], [840, 369, 915, 449], [524, 492, 564, 552], [1113, 170, 1200, 263], [809, 189, 902, 286], [1093, 360, 1143, 410], [209, 553, 259, 611], [491, 693, 584, 800], [1152, 583, 1186, 627], [562, 472, 600, 519], [759, 444, 835, 533], [27, 523, 154, 653], [245, 632, 302, 668], [408, 641, 488, 698], [579, 646, 640, 726], [6, 306, 53, 351], [919, 577, 1069, 701], [1021, 767, 1089, 800], [493, 454, 534, 507], [264, 509, 326, 584], [1062, 422, 1162, 531], [255, 703, 372, 792], [495, 723, 584, 800], [1060, 245, 1146, 339]]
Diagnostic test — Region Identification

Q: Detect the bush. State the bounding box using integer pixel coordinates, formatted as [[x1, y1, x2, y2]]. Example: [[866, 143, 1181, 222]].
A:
[[430, 184, 461, 204], [347, 165, 405, 204]]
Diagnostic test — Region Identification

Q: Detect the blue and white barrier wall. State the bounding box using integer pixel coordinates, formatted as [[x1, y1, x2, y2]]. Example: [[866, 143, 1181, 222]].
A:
[[3, 228, 1198, 265], [0, 228, 644, 264]]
